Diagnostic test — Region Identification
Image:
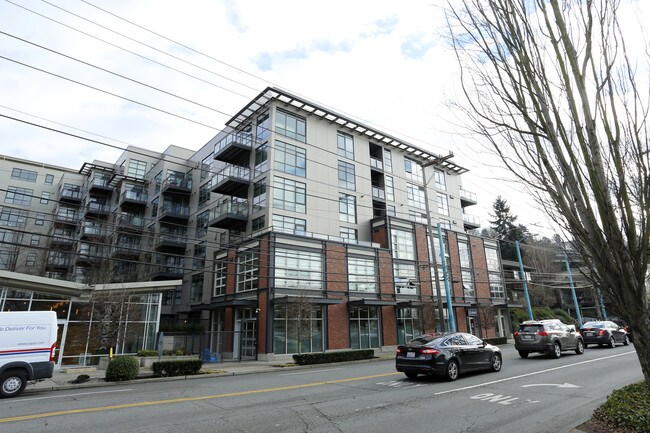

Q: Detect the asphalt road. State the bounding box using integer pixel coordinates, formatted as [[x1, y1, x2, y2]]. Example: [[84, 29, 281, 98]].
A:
[[0, 344, 643, 433]]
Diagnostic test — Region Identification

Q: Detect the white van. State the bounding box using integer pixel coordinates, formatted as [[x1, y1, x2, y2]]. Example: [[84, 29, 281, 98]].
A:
[[0, 311, 57, 397]]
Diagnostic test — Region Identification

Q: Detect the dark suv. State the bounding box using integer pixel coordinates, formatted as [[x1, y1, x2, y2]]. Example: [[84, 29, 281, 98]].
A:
[[514, 319, 585, 359]]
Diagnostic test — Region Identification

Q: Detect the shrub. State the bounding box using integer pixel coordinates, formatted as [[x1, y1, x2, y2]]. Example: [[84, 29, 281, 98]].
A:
[[175, 349, 187, 356], [137, 350, 158, 357], [293, 349, 374, 366], [594, 382, 650, 433], [152, 359, 203, 377], [105, 356, 140, 382], [483, 337, 507, 345]]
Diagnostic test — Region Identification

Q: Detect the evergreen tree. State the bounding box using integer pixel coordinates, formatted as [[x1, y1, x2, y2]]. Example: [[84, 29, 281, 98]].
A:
[[489, 197, 528, 261]]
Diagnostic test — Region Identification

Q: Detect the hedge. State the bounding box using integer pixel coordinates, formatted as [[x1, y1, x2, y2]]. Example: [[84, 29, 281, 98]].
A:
[[293, 349, 374, 365], [594, 382, 650, 433], [510, 307, 578, 329], [483, 337, 508, 345], [152, 359, 203, 377], [105, 356, 139, 382], [137, 350, 159, 357]]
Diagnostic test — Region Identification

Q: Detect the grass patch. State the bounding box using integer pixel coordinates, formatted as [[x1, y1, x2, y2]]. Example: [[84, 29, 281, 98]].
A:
[[593, 382, 650, 433]]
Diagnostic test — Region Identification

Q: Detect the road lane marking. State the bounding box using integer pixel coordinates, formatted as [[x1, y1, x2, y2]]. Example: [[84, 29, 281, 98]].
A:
[[434, 350, 635, 396], [0, 372, 400, 423], [521, 383, 579, 388], [279, 368, 343, 376], [12, 389, 134, 402]]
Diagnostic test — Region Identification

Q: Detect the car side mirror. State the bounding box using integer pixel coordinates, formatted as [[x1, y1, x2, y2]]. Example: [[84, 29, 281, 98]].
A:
[[481, 341, 487, 347]]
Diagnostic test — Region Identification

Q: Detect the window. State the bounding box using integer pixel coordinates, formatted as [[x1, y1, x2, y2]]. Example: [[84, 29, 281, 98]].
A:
[[275, 109, 306, 142], [255, 143, 269, 176], [440, 219, 452, 230], [434, 169, 446, 190], [339, 193, 357, 223], [40, 192, 50, 204], [484, 245, 500, 272], [201, 155, 212, 182], [44, 174, 54, 185], [213, 259, 227, 296], [5, 187, 33, 206], [408, 211, 427, 224], [349, 307, 380, 349], [274, 248, 322, 289], [407, 183, 426, 209], [348, 257, 376, 292], [252, 216, 265, 231], [127, 159, 147, 179], [337, 132, 354, 159], [338, 161, 356, 190], [236, 251, 258, 292], [394, 262, 418, 295], [387, 205, 396, 217], [30, 234, 40, 245], [489, 273, 505, 299], [273, 305, 323, 354], [196, 210, 209, 238], [404, 158, 422, 183], [384, 149, 393, 173], [461, 270, 475, 298], [26, 252, 37, 267], [35, 212, 46, 225], [11, 168, 37, 182], [436, 192, 449, 216], [458, 241, 471, 268], [273, 177, 306, 213], [253, 179, 267, 212], [273, 215, 306, 233], [397, 308, 423, 345], [256, 112, 270, 142], [190, 274, 203, 303], [391, 229, 415, 260], [340, 227, 357, 241], [0, 207, 29, 227], [385, 176, 395, 201], [274, 140, 306, 177], [193, 244, 205, 270]]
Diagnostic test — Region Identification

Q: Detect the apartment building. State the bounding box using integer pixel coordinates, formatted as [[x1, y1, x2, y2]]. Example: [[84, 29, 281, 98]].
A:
[[0, 87, 509, 363]]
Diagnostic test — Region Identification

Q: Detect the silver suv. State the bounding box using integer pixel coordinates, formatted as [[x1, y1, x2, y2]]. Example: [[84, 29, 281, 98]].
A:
[[514, 319, 585, 359]]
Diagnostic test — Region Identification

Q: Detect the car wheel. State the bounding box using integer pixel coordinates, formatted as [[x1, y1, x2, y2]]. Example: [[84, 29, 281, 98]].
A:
[[623, 335, 630, 346], [445, 360, 459, 381], [518, 350, 529, 359], [608, 336, 616, 348], [490, 353, 502, 372], [1, 369, 27, 398], [549, 341, 561, 359], [575, 339, 585, 355], [404, 372, 418, 380]]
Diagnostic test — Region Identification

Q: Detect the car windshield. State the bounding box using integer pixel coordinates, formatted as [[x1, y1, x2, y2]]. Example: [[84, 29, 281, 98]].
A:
[[583, 322, 605, 328], [519, 324, 543, 333], [407, 334, 446, 346]]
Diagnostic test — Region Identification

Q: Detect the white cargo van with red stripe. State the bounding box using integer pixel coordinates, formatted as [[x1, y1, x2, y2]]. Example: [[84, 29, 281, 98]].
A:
[[0, 311, 57, 397]]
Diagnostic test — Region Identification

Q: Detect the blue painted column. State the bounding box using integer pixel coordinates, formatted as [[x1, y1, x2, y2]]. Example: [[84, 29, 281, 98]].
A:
[[516, 241, 533, 320], [437, 223, 456, 332]]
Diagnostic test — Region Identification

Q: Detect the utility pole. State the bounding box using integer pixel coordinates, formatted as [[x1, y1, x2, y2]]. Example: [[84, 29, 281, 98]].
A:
[[564, 253, 583, 326], [516, 241, 533, 321]]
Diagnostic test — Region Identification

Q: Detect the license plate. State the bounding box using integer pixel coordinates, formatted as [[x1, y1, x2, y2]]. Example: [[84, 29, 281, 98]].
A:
[[586, 332, 594, 336], [407, 352, 415, 358], [522, 335, 533, 340]]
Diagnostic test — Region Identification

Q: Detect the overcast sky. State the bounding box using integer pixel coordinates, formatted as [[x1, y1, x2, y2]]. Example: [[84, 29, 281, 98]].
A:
[[1, 0, 647, 237]]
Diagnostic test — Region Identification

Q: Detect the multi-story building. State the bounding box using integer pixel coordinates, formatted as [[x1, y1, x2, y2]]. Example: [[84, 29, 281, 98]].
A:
[[0, 87, 510, 364]]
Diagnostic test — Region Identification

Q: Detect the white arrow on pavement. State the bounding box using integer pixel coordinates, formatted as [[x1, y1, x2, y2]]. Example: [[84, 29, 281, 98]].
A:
[[521, 383, 580, 388]]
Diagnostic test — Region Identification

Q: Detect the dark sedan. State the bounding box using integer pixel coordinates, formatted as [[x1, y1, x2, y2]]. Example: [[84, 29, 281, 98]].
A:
[[580, 321, 630, 348], [395, 332, 502, 381]]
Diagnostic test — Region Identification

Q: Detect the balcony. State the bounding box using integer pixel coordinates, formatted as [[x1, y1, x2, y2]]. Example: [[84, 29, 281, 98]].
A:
[[372, 185, 385, 200], [214, 131, 253, 165], [47, 255, 72, 270], [116, 214, 145, 232], [50, 234, 75, 249], [54, 211, 79, 226], [78, 223, 108, 240], [155, 233, 188, 251], [158, 203, 190, 222], [208, 199, 248, 230], [119, 189, 148, 208], [59, 186, 82, 203], [210, 165, 251, 198], [162, 175, 192, 196], [459, 188, 477, 207], [463, 213, 481, 229], [150, 257, 185, 280], [87, 175, 114, 194], [84, 202, 110, 217], [370, 157, 384, 171], [112, 241, 141, 258]]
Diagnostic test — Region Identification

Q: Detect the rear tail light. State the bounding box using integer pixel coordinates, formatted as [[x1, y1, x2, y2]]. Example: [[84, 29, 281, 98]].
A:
[[513, 331, 519, 337], [598, 330, 606, 336], [537, 331, 549, 337], [420, 348, 440, 355], [49, 342, 56, 362]]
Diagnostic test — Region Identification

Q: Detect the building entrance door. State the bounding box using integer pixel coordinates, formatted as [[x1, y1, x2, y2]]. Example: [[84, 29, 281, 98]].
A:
[[468, 316, 477, 336], [233, 308, 257, 361], [56, 319, 67, 366]]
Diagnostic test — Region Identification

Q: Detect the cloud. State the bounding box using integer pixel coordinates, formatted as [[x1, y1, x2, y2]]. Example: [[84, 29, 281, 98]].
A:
[[223, 0, 247, 33], [400, 33, 436, 59], [252, 39, 354, 71]]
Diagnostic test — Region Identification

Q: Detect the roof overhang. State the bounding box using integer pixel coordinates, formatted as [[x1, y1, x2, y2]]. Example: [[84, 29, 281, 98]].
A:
[[348, 298, 397, 306]]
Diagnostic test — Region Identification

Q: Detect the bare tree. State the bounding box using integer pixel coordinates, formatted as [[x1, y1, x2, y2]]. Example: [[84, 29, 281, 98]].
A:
[[446, 0, 650, 383], [89, 288, 140, 354], [285, 289, 316, 354]]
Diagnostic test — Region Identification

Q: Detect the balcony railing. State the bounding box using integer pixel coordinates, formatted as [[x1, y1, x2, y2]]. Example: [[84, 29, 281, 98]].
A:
[[462, 213, 481, 227], [459, 188, 477, 205], [159, 204, 190, 220], [214, 131, 254, 155], [121, 189, 148, 205]]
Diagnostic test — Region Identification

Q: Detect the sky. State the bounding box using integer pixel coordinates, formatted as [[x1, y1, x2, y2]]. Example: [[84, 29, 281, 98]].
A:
[[1, 0, 646, 238]]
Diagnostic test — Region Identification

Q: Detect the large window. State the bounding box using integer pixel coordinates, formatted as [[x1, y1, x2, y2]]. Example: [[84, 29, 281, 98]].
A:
[[127, 159, 147, 179], [461, 270, 475, 298], [11, 168, 37, 182], [348, 257, 377, 292], [394, 262, 418, 295], [337, 132, 354, 160], [489, 273, 505, 299], [273, 305, 323, 354], [340, 227, 357, 241], [385, 176, 395, 201], [190, 274, 203, 303], [397, 308, 423, 345], [274, 141, 306, 177], [256, 112, 270, 142], [339, 193, 357, 223], [198, 182, 211, 209], [349, 307, 380, 349], [275, 109, 306, 142], [484, 245, 500, 272], [253, 179, 267, 212], [5, 187, 33, 206], [338, 161, 356, 190], [272, 215, 306, 232], [391, 229, 415, 260], [434, 169, 446, 190], [404, 158, 422, 183], [236, 251, 259, 292], [458, 241, 471, 268], [407, 183, 426, 209], [254, 143, 268, 176], [0, 207, 29, 227], [436, 192, 449, 216], [384, 149, 393, 173], [274, 248, 322, 290], [273, 177, 306, 213], [213, 258, 227, 296]]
